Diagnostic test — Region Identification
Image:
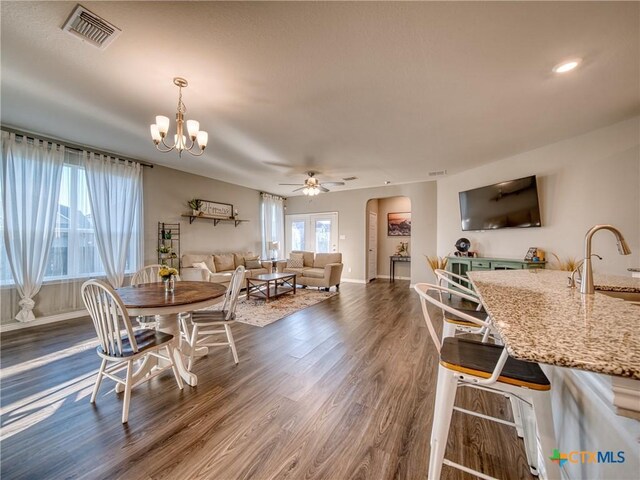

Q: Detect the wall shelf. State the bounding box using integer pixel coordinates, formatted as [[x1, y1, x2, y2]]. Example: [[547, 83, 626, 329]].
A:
[[181, 213, 249, 227]]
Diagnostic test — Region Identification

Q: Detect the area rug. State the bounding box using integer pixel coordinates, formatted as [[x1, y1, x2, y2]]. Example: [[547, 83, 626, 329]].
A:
[[233, 289, 338, 327]]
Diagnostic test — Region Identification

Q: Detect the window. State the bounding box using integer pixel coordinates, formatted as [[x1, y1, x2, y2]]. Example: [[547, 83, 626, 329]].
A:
[[285, 213, 338, 256], [0, 155, 140, 285]]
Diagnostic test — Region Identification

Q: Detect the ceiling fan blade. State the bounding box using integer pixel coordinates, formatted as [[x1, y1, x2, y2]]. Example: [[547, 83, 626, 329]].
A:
[[320, 181, 345, 187], [318, 186, 330, 193], [292, 186, 307, 192], [279, 183, 305, 186]]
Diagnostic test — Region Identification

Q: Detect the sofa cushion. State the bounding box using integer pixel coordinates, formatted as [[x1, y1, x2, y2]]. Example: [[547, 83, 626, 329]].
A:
[[245, 259, 262, 269], [301, 267, 325, 279], [287, 253, 304, 268], [233, 253, 246, 268], [247, 267, 268, 276], [283, 267, 305, 275], [291, 250, 314, 267], [314, 253, 342, 268], [191, 261, 212, 273], [214, 254, 235, 272], [183, 254, 215, 273]]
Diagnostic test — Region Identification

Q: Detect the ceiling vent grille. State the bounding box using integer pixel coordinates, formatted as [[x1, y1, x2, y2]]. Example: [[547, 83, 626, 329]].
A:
[[428, 170, 447, 177], [62, 4, 121, 49], [342, 176, 357, 181]]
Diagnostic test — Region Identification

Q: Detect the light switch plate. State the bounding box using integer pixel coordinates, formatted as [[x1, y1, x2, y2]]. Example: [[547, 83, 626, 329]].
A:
[[339, 235, 346, 240]]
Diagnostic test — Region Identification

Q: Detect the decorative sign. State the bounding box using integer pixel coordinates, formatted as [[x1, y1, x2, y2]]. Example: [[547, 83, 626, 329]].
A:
[[200, 200, 233, 218]]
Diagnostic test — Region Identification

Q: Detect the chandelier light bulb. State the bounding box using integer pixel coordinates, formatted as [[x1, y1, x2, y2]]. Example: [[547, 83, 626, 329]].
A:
[[150, 124, 161, 143], [196, 131, 208, 148], [155, 116, 170, 136], [187, 120, 200, 139]]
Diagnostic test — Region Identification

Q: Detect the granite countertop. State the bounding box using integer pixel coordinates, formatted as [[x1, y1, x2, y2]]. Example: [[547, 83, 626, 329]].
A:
[[467, 269, 640, 379]]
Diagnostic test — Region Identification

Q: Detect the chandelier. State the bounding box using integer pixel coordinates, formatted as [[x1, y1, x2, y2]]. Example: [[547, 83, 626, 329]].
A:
[[150, 77, 208, 157]]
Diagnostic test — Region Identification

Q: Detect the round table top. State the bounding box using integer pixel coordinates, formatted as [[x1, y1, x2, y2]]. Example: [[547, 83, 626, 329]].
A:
[[116, 281, 226, 309]]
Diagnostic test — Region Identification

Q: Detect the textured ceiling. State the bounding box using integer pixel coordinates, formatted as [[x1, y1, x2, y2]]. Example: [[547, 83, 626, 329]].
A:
[[1, 1, 639, 195]]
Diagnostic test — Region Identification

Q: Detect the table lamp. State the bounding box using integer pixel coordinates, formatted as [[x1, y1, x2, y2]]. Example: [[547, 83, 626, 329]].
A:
[[268, 241, 280, 261]]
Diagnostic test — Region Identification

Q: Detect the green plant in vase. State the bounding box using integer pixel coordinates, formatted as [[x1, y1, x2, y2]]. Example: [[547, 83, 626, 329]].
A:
[[157, 244, 172, 259], [188, 198, 203, 216]]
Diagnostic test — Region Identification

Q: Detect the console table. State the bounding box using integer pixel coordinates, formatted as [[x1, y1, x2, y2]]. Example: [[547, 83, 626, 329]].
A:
[[389, 255, 411, 282], [447, 255, 545, 289]]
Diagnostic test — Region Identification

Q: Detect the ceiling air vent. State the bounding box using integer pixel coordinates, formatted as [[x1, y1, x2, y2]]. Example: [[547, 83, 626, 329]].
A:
[[428, 170, 447, 177], [62, 4, 121, 49], [342, 176, 357, 181]]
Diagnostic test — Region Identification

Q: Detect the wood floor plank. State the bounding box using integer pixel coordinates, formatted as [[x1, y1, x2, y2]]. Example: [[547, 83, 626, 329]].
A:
[[1, 281, 536, 480]]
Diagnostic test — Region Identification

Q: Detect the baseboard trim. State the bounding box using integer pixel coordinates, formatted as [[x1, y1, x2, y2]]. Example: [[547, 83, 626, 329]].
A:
[[376, 275, 411, 281], [1, 309, 87, 332], [341, 278, 367, 284]]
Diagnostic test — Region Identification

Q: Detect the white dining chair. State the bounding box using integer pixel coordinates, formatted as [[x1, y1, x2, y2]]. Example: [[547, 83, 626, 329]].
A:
[[186, 266, 245, 369], [414, 283, 558, 479], [131, 264, 182, 329], [81, 279, 183, 423]]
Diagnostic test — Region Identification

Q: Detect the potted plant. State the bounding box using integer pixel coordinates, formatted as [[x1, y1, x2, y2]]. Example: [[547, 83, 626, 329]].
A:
[[425, 255, 448, 273], [157, 244, 172, 259], [188, 198, 203, 216]]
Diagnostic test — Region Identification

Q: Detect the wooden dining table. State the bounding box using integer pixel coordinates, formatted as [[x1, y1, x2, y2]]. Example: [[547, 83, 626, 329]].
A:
[[116, 281, 227, 387]]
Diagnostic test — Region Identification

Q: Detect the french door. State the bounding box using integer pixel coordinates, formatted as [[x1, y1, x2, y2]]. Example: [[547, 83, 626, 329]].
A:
[[285, 212, 338, 256]]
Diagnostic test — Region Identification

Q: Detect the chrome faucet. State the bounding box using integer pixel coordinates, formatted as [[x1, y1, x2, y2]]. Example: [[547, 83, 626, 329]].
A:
[[580, 225, 632, 294]]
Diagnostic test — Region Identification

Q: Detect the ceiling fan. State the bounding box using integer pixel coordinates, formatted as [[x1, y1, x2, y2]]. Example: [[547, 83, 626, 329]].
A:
[[280, 171, 345, 196]]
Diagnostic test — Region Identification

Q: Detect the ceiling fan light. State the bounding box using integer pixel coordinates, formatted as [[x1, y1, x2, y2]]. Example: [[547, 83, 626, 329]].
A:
[[303, 188, 310, 195], [156, 115, 170, 136]]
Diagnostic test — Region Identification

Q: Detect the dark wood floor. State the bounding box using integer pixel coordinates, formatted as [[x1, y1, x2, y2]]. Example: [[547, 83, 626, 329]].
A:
[[1, 281, 534, 480]]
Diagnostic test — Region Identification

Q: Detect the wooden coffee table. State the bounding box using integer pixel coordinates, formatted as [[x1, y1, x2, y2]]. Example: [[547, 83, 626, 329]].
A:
[[246, 272, 296, 302]]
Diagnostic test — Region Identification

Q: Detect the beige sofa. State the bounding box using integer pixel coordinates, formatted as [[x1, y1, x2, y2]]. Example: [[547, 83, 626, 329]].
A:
[[281, 251, 343, 291], [181, 252, 272, 285]]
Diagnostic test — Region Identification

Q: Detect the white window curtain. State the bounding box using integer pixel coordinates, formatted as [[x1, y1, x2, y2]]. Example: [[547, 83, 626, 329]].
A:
[[1, 132, 65, 321], [83, 152, 142, 288], [260, 193, 285, 259]]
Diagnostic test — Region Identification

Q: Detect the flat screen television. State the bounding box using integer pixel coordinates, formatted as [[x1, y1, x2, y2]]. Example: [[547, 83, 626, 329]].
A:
[[459, 175, 541, 231]]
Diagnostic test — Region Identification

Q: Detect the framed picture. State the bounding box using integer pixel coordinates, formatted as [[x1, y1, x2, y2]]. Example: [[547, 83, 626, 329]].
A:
[[200, 200, 233, 218], [388, 212, 411, 236], [524, 247, 538, 261]]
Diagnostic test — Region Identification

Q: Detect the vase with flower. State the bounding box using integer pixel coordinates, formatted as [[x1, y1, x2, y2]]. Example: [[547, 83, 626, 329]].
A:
[[159, 265, 179, 293]]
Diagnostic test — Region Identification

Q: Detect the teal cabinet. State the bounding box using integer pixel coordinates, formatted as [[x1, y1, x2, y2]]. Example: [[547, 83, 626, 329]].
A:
[[447, 256, 545, 280]]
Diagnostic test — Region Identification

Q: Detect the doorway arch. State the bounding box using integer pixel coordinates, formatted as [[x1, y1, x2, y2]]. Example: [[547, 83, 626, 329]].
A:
[[365, 196, 412, 282]]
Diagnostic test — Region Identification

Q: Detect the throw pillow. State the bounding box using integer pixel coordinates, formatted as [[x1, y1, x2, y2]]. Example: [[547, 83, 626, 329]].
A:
[[287, 253, 304, 268], [192, 261, 211, 272], [245, 259, 262, 269], [214, 254, 235, 272]]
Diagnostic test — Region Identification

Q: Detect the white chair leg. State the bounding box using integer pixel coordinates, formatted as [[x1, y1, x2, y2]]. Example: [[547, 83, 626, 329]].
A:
[[122, 360, 133, 424], [520, 399, 540, 475], [224, 324, 239, 364], [168, 345, 184, 390], [429, 366, 458, 480], [531, 390, 560, 480], [509, 395, 524, 438], [187, 324, 199, 371], [90, 358, 107, 404]]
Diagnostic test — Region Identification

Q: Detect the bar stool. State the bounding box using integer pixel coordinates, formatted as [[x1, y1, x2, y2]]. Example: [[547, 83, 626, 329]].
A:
[[415, 283, 559, 479]]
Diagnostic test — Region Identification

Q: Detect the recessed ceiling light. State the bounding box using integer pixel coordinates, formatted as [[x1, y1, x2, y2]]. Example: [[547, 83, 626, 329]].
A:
[[552, 59, 582, 74], [384, 180, 391, 185]]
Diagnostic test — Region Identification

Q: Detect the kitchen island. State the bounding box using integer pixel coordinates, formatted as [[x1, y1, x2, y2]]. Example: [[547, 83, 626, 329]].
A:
[[468, 269, 639, 479]]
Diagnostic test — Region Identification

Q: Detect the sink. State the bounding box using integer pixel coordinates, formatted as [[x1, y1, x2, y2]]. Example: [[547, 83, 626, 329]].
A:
[[596, 290, 640, 304]]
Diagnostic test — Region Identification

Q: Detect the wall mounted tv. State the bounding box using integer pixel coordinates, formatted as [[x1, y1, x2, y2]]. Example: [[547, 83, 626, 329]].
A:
[[459, 175, 541, 231]]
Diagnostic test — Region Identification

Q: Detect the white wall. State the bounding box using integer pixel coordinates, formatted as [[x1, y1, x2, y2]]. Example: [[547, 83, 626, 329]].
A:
[[437, 117, 640, 275], [143, 164, 262, 264], [286, 182, 437, 284]]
